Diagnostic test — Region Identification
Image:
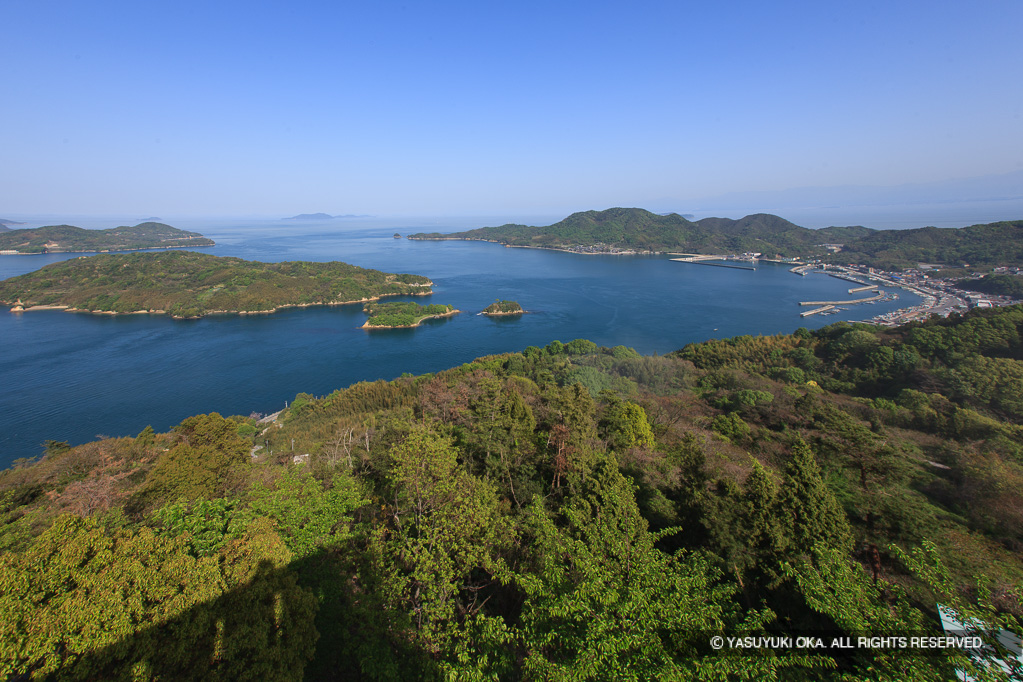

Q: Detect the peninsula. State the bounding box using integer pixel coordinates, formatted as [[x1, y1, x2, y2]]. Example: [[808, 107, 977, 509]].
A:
[[408, 208, 1023, 270], [362, 301, 459, 328], [0, 222, 214, 254], [0, 251, 433, 318], [481, 300, 524, 315]]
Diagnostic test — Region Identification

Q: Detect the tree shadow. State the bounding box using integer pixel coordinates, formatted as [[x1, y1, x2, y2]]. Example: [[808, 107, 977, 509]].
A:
[[19, 549, 439, 682]]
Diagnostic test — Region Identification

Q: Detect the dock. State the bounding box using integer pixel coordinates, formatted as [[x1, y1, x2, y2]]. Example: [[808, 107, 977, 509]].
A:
[[848, 285, 879, 293], [801, 305, 835, 317], [799, 292, 885, 306], [670, 257, 756, 271], [827, 272, 866, 284], [687, 261, 756, 271]]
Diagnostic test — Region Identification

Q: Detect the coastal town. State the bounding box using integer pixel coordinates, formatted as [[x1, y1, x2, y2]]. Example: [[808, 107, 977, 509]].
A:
[[789, 261, 1021, 326], [672, 250, 1022, 327]]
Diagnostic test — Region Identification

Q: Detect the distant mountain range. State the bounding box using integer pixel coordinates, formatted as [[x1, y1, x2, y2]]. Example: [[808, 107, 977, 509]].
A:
[[409, 207, 1023, 269], [284, 213, 373, 220]]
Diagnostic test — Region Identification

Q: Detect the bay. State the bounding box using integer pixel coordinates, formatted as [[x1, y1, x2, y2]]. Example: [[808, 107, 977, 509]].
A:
[[0, 219, 922, 467]]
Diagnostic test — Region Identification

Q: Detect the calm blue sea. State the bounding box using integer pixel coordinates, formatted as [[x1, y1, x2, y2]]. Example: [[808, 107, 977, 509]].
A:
[[0, 219, 922, 466]]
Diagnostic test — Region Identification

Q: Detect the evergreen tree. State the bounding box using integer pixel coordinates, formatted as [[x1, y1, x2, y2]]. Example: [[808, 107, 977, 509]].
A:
[[776, 437, 852, 557]]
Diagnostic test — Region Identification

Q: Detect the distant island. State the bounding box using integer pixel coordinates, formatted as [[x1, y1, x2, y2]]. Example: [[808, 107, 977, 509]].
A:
[[138, 216, 163, 222], [362, 301, 459, 328], [284, 213, 373, 220], [0, 222, 214, 254], [408, 208, 1023, 270], [284, 213, 335, 220], [482, 300, 524, 316], [0, 251, 433, 319], [0, 219, 26, 227]]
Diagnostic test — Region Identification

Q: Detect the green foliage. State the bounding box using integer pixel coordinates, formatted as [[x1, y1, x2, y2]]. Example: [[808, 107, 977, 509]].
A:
[[356, 425, 512, 673], [784, 543, 958, 681], [517, 457, 771, 680], [482, 299, 523, 314], [362, 300, 454, 327], [153, 497, 237, 556], [0, 515, 317, 680], [611, 344, 640, 359], [142, 413, 249, 503], [957, 274, 1023, 299], [565, 338, 599, 355], [599, 393, 655, 452], [776, 438, 852, 557], [0, 221, 214, 254], [0, 251, 432, 315], [243, 468, 365, 558], [711, 412, 751, 442], [4, 306, 1023, 679], [412, 209, 1023, 266]]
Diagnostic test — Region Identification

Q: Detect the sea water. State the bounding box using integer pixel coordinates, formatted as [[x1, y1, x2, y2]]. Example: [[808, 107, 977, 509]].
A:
[[0, 219, 922, 466]]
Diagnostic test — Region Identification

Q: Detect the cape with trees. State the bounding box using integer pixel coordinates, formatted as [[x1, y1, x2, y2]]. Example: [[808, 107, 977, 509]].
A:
[[0, 251, 433, 318]]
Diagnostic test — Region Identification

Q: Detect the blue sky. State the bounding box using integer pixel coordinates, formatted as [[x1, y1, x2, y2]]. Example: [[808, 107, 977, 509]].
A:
[[2, 0, 1021, 221]]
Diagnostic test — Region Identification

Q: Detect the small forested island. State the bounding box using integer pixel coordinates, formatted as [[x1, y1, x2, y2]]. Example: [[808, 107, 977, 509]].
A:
[[0, 222, 214, 254], [409, 207, 1023, 269], [362, 300, 458, 328], [1, 305, 1022, 679], [482, 299, 524, 315], [0, 251, 432, 318]]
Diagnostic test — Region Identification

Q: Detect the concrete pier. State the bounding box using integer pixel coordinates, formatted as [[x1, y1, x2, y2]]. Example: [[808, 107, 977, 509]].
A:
[[799, 292, 884, 306], [670, 257, 756, 271], [801, 305, 835, 317], [848, 285, 879, 293]]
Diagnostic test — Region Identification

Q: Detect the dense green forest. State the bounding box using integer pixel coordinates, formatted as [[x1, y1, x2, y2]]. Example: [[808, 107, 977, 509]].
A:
[[956, 274, 1023, 299], [409, 208, 1023, 269], [2, 306, 1022, 679], [0, 251, 433, 318], [0, 222, 214, 253], [482, 300, 523, 315], [362, 301, 457, 327]]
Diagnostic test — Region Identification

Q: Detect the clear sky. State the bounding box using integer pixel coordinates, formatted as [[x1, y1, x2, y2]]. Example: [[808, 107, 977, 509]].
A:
[[2, 0, 1021, 220]]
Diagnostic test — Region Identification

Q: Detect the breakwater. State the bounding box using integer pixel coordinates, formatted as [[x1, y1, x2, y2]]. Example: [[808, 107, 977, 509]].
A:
[[801, 305, 835, 317], [671, 257, 756, 271], [799, 292, 885, 306]]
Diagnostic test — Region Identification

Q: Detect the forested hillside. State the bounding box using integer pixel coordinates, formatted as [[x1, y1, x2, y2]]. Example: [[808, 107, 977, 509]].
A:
[[2, 307, 1022, 679], [0, 251, 433, 318], [409, 208, 1023, 268], [0, 222, 214, 253]]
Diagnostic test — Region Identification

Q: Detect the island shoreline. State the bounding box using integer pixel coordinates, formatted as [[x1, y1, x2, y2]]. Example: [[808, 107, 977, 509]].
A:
[[7, 288, 435, 319], [361, 309, 461, 329]]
